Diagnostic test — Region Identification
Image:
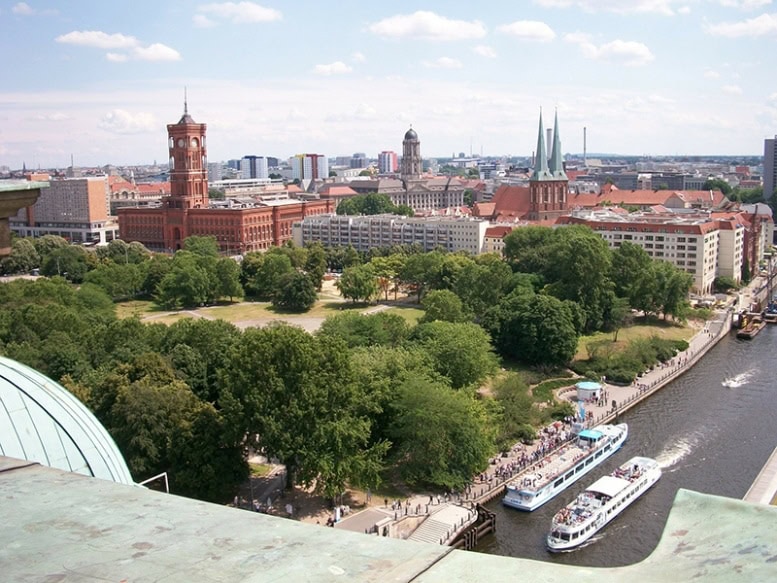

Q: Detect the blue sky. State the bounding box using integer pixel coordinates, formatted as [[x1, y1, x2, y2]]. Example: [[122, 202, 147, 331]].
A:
[[1, 0, 776, 169]]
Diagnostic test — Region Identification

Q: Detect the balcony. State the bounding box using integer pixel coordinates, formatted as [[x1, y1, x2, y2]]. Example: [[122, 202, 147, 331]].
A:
[[0, 181, 48, 256]]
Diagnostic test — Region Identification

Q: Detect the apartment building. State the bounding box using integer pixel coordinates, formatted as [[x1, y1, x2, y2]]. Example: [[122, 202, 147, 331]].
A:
[[293, 214, 488, 255], [11, 176, 119, 244], [558, 208, 744, 295]]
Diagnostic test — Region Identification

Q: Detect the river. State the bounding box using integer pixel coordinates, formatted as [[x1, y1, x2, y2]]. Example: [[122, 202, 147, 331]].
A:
[[476, 326, 777, 568]]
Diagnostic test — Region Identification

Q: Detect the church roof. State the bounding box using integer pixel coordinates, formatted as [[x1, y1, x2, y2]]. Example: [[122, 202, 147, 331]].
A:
[[531, 112, 554, 182], [0, 356, 134, 485], [404, 127, 418, 141]]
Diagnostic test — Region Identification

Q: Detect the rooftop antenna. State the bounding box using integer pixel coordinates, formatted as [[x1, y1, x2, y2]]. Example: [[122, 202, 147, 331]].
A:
[[184, 86, 188, 114]]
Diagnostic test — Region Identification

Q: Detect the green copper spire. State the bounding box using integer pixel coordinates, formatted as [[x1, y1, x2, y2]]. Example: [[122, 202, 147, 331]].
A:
[[531, 110, 552, 181], [549, 109, 568, 180]]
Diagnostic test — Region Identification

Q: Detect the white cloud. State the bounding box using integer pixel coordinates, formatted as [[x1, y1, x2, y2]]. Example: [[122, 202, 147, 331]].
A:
[[648, 94, 675, 104], [354, 103, 376, 119], [533, 0, 681, 15], [565, 34, 655, 66], [196, 2, 282, 24], [192, 14, 217, 28], [497, 21, 556, 41], [718, 0, 772, 10], [11, 2, 57, 16], [423, 57, 463, 69], [34, 112, 71, 121], [55, 30, 180, 62], [678, 5, 692, 14], [705, 12, 777, 36], [722, 84, 743, 94], [55, 30, 139, 50], [704, 69, 720, 79], [314, 61, 352, 75], [12, 2, 33, 15], [473, 45, 497, 58], [368, 11, 486, 41], [99, 110, 156, 134], [352, 51, 366, 63], [133, 43, 181, 62]]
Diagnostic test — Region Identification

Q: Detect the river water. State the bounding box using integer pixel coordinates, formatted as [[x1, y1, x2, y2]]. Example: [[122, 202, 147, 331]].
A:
[[476, 326, 777, 568]]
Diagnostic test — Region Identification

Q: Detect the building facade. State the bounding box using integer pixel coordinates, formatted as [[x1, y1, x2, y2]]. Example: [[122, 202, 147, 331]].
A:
[[528, 110, 569, 221], [558, 208, 744, 295], [378, 150, 398, 174], [11, 176, 119, 244], [291, 154, 328, 181], [240, 156, 269, 179], [117, 104, 333, 254], [293, 213, 488, 255], [400, 128, 422, 181], [763, 136, 777, 201]]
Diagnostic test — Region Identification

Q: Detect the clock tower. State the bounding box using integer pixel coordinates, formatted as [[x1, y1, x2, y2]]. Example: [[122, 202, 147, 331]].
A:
[[164, 98, 208, 249]]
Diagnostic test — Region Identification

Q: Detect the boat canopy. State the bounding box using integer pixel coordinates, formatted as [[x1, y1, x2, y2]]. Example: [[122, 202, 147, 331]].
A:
[[578, 429, 603, 440], [586, 476, 630, 498]]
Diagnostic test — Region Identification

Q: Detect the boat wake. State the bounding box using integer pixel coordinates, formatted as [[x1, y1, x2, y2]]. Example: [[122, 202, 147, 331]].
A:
[[721, 369, 756, 388], [655, 436, 697, 471]]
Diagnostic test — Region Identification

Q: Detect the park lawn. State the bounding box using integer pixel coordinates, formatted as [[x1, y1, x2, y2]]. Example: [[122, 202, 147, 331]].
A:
[[199, 302, 274, 321], [574, 320, 695, 362], [115, 300, 157, 319], [149, 313, 196, 326], [385, 306, 425, 326], [249, 462, 272, 477]]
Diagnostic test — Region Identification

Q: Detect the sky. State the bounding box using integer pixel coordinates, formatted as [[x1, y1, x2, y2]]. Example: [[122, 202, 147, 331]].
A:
[[1, 0, 777, 169]]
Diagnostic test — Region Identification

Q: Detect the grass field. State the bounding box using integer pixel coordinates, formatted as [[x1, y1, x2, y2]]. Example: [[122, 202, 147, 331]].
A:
[[574, 319, 695, 361], [385, 306, 425, 326]]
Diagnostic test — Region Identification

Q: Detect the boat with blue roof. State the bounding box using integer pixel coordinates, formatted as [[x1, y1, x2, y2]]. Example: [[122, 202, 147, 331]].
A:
[[502, 423, 628, 512]]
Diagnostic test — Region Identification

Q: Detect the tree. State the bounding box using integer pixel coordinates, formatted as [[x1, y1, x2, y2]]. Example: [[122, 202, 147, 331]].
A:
[[214, 257, 242, 301], [605, 296, 631, 342], [389, 377, 494, 490], [411, 321, 499, 390], [272, 272, 317, 312], [219, 325, 386, 496], [463, 189, 474, 207], [243, 253, 295, 301], [369, 254, 405, 300], [336, 264, 378, 303], [183, 235, 220, 257], [702, 178, 732, 197], [32, 234, 68, 257], [653, 260, 693, 321], [400, 251, 445, 302], [317, 311, 410, 348], [611, 241, 653, 307], [453, 256, 513, 317], [140, 255, 173, 297], [84, 262, 143, 300], [269, 242, 308, 270], [420, 289, 469, 323], [336, 192, 413, 217], [484, 293, 579, 367], [40, 245, 93, 283], [154, 251, 211, 309], [503, 226, 554, 274], [96, 239, 149, 265], [304, 242, 327, 290], [0, 237, 40, 275], [544, 226, 614, 332]]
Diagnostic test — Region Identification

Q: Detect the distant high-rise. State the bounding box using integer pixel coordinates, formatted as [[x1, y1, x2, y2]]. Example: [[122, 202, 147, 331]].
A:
[[240, 155, 268, 179], [764, 136, 777, 199], [378, 150, 398, 173], [291, 154, 328, 180]]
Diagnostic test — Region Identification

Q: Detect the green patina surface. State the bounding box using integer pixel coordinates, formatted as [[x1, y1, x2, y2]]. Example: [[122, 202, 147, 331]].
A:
[[2, 457, 776, 582]]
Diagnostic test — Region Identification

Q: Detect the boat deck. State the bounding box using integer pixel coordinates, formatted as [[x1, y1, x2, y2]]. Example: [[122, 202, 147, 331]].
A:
[[509, 441, 596, 492]]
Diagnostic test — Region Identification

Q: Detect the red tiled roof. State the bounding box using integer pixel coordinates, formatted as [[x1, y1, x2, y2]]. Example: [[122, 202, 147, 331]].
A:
[[472, 202, 496, 218], [568, 189, 725, 208], [318, 184, 358, 196], [137, 182, 171, 194], [490, 184, 532, 221], [485, 225, 514, 239]]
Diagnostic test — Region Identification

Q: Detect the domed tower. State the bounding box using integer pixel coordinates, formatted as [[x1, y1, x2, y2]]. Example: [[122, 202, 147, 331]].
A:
[[401, 126, 422, 182]]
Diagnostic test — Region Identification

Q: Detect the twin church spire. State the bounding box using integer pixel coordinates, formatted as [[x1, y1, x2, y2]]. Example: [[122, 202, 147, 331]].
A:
[[531, 109, 567, 182]]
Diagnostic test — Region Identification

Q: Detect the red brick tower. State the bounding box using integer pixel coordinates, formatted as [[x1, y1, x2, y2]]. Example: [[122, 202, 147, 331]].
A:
[[164, 97, 208, 249]]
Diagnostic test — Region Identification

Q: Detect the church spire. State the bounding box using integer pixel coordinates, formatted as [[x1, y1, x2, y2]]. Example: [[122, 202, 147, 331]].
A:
[[177, 87, 195, 124], [531, 110, 552, 181], [548, 108, 567, 180]]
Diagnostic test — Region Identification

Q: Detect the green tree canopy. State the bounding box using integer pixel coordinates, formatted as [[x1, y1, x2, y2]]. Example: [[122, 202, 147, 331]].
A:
[[389, 377, 494, 490], [272, 272, 317, 312], [411, 321, 499, 390], [420, 289, 470, 324], [317, 311, 410, 348], [336, 264, 378, 303], [0, 237, 40, 275], [336, 193, 414, 217]]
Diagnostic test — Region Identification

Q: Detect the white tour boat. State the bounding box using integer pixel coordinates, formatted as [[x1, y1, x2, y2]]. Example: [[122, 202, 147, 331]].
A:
[[546, 456, 661, 552], [502, 423, 628, 512]]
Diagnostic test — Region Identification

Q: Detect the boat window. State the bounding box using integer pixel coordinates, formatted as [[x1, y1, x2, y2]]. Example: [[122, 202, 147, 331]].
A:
[[585, 458, 593, 465], [595, 450, 603, 458], [562, 533, 570, 542], [565, 471, 574, 479], [575, 465, 583, 473], [554, 478, 563, 487], [572, 532, 578, 539], [604, 444, 611, 451]]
